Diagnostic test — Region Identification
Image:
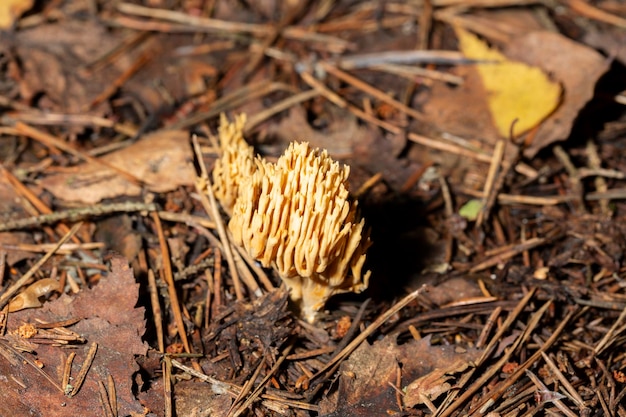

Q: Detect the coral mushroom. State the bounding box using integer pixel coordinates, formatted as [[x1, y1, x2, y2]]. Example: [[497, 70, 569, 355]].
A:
[[228, 141, 371, 322], [212, 113, 257, 215]]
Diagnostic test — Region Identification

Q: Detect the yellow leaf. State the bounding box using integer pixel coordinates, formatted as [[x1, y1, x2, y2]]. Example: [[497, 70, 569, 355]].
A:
[[0, 0, 33, 30], [455, 27, 561, 138]]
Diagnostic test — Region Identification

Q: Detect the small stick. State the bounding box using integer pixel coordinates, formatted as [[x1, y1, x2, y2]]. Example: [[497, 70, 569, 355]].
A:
[[204, 269, 213, 328], [98, 381, 115, 417], [0, 202, 157, 232], [233, 243, 274, 292], [147, 269, 165, 353], [2, 166, 75, 242], [169, 81, 292, 130], [194, 178, 244, 302], [151, 212, 191, 353], [163, 356, 173, 417], [116, 3, 271, 36], [84, 30, 151, 74], [0, 251, 6, 287], [371, 63, 463, 85], [565, 0, 626, 28], [299, 71, 347, 108], [475, 140, 505, 228], [245, 89, 319, 132], [586, 139, 610, 214], [228, 357, 266, 416], [469, 237, 547, 273], [69, 342, 98, 397], [298, 71, 402, 134], [62, 352, 76, 394], [6, 112, 138, 137], [320, 62, 426, 122], [107, 375, 118, 417], [157, 210, 216, 230], [336, 50, 467, 69], [554, 145, 586, 213], [594, 303, 626, 355], [476, 306, 501, 348]]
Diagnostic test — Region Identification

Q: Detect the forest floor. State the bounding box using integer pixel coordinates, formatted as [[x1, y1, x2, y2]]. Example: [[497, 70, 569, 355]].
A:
[[1, 1, 626, 416]]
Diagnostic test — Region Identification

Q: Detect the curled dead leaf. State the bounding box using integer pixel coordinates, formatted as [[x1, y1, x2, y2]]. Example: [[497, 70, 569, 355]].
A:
[[8, 278, 60, 312]]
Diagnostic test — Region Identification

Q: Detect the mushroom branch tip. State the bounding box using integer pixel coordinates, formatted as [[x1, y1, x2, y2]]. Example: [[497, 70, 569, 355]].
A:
[[213, 115, 372, 322]]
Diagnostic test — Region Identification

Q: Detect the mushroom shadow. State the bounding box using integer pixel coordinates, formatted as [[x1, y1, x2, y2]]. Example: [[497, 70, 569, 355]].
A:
[[359, 193, 440, 302]]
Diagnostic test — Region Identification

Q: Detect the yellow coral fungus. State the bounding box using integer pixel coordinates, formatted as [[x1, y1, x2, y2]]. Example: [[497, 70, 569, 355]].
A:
[[212, 115, 371, 322], [212, 113, 257, 214]]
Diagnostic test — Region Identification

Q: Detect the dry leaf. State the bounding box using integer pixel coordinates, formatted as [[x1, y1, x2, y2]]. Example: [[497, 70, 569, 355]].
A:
[[455, 27, 562, 138], [319, 335, 481, 416], [0, 0, 33, 29], [39, 130, 195, 204], [1, 256, 148, 416], [403, 359, 473, 408], [505, 31, 611, 158]]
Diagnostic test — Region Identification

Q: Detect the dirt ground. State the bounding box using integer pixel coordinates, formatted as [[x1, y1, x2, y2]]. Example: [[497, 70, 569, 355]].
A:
[[1, 1, 626, 416]]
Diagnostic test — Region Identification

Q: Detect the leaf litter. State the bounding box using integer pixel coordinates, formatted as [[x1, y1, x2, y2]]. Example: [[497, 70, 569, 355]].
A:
[[1, 1, 626, 416]]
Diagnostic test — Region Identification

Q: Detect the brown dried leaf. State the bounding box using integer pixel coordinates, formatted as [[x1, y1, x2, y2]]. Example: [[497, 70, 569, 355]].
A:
[[1, 256, 148, 417], [39, 130, 195, 204], [403, 359, 473, 408], [505, 31, 610, 157], [319, 335, 481, 416]]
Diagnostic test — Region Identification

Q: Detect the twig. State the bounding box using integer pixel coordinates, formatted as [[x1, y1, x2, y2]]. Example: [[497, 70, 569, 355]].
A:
[[69, 342, 99, 397], [564, 0, 626, 28], [298, 70, 403, 134], [476, 139, 505, 228], [148, 269, 165, 353], [62, 352, 76, 394], [152, 212, 192, 353], [319, 62, 427, 122], [157, 210, 216, 230], [371, 63, 464, 85], [245, 89, 319, 132], [3, 112, 138, 137], [586, 139, 610, 215], [469, 237, 548, 273], [116, 3, 271, 35], [98, 380, 115, 417], [163, 356, 173, 417], [0, 202, 157, 232], [2, 165, 80, 243], [107, 375, 118, 417], [335, 50, 468, 70], [553, 145, 586, 213]]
